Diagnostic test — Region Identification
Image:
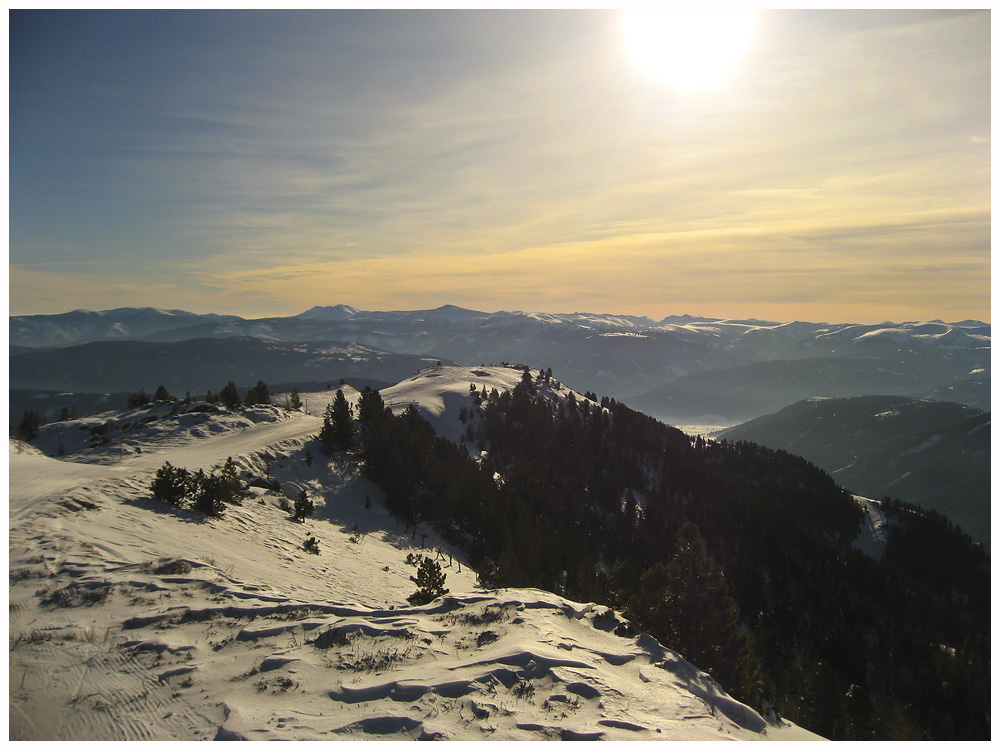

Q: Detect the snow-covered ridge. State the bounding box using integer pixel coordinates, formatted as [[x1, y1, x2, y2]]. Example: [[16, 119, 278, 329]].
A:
[[9, 382, 821, 741], [294, 304, 361, 321], [380, 364, 588, 444], [11, 304, 989, 350]]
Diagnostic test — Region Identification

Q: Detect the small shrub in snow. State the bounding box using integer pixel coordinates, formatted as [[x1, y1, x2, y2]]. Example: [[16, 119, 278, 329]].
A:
[[153, 558, 193, 575], [150, 458, 244, 517], [303, 536, 320, 554], [443, 603, 509, 627], [293, 491, 314, 522], [341, 643, 412, 673], [255, 675, 296, 693], [151, 462, 192, 507], [41, 582, 114, 608], [512, 677, 536, 700], [189, 470, 226, 517]]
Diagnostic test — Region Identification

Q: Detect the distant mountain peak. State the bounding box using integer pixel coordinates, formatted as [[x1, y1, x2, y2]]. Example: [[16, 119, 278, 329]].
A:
[[295, 304, 361, 320], [419, 304, 489, 317]]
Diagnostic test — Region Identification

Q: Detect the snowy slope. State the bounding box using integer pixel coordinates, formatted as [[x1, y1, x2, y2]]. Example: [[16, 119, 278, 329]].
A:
[[8, 307, 241, 348], [852, 496, 889, 559], [9, 385, 822, 741], [380, 365, 581, 443]]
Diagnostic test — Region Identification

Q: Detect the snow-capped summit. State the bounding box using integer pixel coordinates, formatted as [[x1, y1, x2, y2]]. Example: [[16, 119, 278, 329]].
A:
[[380, 364, 583, 444], [294, 304, 361, 320]]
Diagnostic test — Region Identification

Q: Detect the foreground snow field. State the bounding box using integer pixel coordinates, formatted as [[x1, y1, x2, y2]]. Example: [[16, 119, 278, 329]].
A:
[[9, 368, 822, 740]]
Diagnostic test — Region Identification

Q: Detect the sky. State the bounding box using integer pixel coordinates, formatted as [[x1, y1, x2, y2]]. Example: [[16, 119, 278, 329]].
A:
[[9, 9, 991, 323]]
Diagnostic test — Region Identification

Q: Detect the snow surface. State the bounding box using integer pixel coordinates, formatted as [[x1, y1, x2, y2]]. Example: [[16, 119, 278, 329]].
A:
[[852, 496, 888, 560], [9, 367, 822, 741], [380, 365, 557, 444]]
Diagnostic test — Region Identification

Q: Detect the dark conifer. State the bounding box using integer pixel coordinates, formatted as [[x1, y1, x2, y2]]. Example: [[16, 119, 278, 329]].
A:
[[408, 557, 449, 604], [219, 381, 241, 409], [357, 386, 387, 427], [319, 389, 355, 454], [293, 490, 314, 521], [127, 389, 151, 408], [18, 410, 42, 441], [151, 461, 191, 507], [245, 380, 270, 407], [627, 522, 762, 702]]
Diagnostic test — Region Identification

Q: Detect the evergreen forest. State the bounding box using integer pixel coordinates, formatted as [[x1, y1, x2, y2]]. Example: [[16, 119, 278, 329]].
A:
[[330, 370, 989, 740]]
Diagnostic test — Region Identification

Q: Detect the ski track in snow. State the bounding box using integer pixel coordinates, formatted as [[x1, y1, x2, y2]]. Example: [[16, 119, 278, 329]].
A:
[[9, 366, 823, 741]]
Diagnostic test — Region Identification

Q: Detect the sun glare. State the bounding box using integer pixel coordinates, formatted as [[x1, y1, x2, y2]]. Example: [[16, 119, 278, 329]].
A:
[[622, 9, 758, 93]]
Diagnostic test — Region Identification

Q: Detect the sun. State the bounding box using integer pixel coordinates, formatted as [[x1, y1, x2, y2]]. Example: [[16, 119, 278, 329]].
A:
[[622, 9, 758, 93]]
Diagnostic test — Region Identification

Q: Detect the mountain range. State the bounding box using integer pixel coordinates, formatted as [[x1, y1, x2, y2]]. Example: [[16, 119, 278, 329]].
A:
[[9, 305, 990, 424]]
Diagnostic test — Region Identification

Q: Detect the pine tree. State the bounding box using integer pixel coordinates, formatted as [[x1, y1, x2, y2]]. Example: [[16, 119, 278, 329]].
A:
[[190, 469, 226, 517], [357, 386, 387, 427], [18, 410, 42, 441], [627, 522, 762, 702], [217, 457, 244, 504], [127, 389, 151, 408], [319, 389, 355, 454], [151, 461, 191, 507], [293, 490, 314, 521], [154, 384, 174, 402], [519, 367, 536, 395], [245, 380, 270, 407], [219, 381, 241, 409], [319, 404, 336, 454], [408, 557, 449, 604], [187, 458, 244, 517], [288, 388, 303, 411]]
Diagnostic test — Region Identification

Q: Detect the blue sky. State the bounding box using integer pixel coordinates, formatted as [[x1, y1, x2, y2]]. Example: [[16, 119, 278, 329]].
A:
[[9, 10, 991, 322]]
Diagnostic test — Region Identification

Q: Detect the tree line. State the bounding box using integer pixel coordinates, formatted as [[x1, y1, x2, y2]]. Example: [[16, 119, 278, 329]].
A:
[[321, 369, 988, 741]]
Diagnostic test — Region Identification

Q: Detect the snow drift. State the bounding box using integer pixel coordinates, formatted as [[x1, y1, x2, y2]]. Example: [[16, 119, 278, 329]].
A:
[[9, 367, 822, 740]]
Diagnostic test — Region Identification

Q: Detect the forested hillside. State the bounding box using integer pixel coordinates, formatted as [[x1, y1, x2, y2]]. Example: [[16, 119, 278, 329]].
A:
[[721, 396, 990, 546], [344, 367, 989, 740]]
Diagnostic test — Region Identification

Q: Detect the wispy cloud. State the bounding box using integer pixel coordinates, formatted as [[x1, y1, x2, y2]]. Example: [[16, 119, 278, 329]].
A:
[[9, 10, 990, 321]]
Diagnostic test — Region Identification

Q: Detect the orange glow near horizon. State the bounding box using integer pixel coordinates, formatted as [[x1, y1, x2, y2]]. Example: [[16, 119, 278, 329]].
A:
[[9, 11, 990, 325]]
